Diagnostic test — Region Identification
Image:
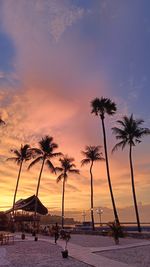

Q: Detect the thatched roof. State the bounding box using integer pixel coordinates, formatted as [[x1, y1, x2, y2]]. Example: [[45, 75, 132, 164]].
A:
[[5, 195, 48, 215]]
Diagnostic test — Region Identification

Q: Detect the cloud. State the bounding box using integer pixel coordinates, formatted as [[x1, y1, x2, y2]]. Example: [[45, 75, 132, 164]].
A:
[[0, 72, 5, 79], [46, 1, 85, 42], [0, 0, 150, 214], [2, 0, 85, 40]]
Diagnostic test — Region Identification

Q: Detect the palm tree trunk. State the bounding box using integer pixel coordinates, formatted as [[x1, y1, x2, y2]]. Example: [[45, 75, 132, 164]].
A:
[[101, 116, 119, 224], [61, 177, 65, 229], [34, 158, 45, 221], [12, 160, 23, 217], [90, 162, 95, 230], [129, 144, 141, 232]]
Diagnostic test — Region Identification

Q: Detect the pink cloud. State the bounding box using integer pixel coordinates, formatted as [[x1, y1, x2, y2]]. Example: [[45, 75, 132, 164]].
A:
[[0, 0, 149, 216]]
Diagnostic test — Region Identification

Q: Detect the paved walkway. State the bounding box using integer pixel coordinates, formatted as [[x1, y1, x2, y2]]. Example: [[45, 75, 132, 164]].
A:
[[41, 235, 150, 267], [1, 234, 150, 267], [0, 247, 10, 265]]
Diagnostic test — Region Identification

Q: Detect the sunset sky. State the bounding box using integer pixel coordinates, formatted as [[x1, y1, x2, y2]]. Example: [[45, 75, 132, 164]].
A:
[[0, 0, 150, 222]]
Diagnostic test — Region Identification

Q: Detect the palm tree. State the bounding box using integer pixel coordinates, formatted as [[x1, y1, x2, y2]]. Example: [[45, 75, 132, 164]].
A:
[[81, 146, 105, 230], [28, 136, 62, 218], [91, 97, 119, 224], [7, 144, 32, 217], [56, 156, 79, 228], [112, 114, 150, 232]]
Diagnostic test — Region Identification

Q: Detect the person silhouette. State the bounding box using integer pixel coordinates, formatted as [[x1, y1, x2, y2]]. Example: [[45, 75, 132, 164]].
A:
[[53, 223, 59, 244]]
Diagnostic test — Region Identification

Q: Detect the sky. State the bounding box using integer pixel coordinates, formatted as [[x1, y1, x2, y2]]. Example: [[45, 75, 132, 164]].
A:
[[0, 0, 150, 222]]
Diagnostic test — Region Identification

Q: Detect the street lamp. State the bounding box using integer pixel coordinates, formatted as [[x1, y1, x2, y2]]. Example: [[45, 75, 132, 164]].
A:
[[96, 208, 103, 226], [82, 211, 86, 223], [10, 213, 15, 233]]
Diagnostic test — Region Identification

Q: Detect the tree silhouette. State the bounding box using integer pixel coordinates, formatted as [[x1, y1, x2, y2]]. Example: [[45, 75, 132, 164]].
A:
[[7, 144, 32, 217], [28, 136, 62, 219], [81, 145, 105, 230], [91, 97, 119, 224], [56, 155, 79, 228], [112, 114, 150, 232]]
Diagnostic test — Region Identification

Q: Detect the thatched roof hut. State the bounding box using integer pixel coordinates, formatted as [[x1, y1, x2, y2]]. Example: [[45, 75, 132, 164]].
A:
[[5, 195, 48, 215]]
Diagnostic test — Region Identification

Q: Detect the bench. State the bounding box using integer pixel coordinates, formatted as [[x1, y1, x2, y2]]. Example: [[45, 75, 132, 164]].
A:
[[0, 233, 14, 245]]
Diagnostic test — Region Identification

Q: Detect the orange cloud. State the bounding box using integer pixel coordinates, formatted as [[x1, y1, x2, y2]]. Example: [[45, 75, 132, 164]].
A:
[[0, 0, 149, 219]]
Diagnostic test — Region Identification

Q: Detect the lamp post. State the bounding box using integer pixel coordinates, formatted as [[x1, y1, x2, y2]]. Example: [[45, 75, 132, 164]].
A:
[[11, 213, 15, 233], [96, 208, 103, 226], [82, 211, 86, 223]]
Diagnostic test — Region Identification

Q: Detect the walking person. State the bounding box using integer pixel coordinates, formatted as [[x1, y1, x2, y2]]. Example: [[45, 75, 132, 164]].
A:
[[53, 223, 59, 244]]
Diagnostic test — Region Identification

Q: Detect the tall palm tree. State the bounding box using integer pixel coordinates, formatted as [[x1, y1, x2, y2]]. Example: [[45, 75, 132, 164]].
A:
[[81, 146, 105, 230], [7, 144, 32, 217], [91, 97, 119, 224], [56, 156, 79, 228], [28, 135, 62, 218], [112, 114, 150, 232]]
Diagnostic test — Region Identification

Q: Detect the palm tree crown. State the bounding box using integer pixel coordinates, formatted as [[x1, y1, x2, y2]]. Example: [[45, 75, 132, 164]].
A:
[[56, 156, 79, 183], [28, 135, 62, 173], [8, 144, 32, 164], [91, 97, 117, 119], [81, 146, 104, 166], [112, 114, 150, 152]]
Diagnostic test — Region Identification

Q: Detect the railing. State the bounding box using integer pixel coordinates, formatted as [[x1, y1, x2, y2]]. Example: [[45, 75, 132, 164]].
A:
[[14, 215, 40, 222], [73, 222, 150, 232], [0, 232, 14, 245]]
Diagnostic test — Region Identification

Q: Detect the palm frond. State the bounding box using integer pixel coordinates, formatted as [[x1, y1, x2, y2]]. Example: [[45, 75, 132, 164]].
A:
[[69, 163, 76, 169], [50, 152, 63, 158], [91, 97, 117, 117], [50, 143, 58, 150], [11, 149, 21, 158], [116, 120, 126, 127], [81, 158, 91, 166], [6, 157, 20, 165], [28, 156, 43, 170], [30, 148, 43, 155], [69, 169, 80, 174], [112, 141, 127, 153], [94, 156, 105, 162], [81, 145, 104, 164], [56, 173, 64, 183], [140, 128, 150, 136], [21, 144, 32, 160], [105, 98, 117, 115], [46, 160, 56, 174], [0, 118, 5, 125], [135, 118, 144, 125], [55, 167, 63, 173], [91, 98, 101, 115]]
